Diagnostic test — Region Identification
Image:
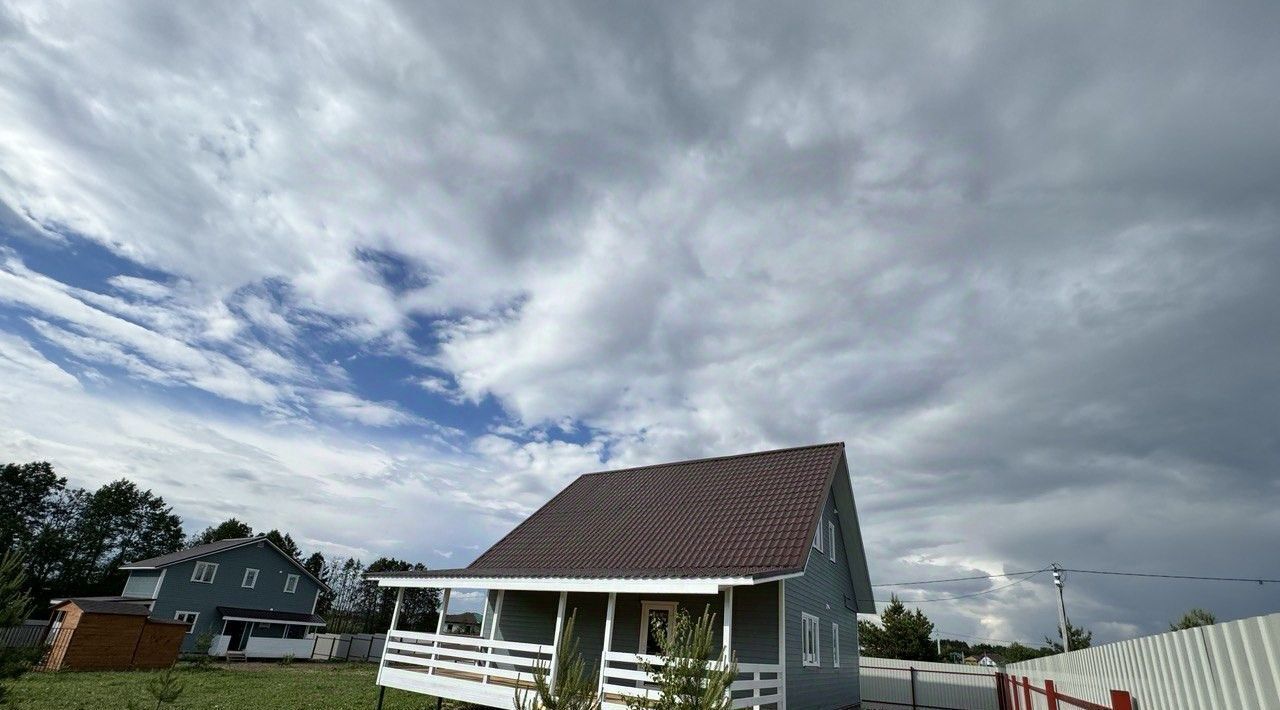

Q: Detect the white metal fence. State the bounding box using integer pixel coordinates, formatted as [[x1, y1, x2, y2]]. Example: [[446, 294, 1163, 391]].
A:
[[860, 658, 999, 710], [1007, 612, 1280, 710]]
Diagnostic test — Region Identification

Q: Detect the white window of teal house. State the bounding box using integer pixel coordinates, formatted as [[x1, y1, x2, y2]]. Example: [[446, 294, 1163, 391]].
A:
[[812, 516, 824, 554], [190, 561, 218, 584], [242, 568, 259, 589], [832, 622, 840, 667], [283, 574, 299, 594], [174, 610, 199, 634], [827, 521, 836, 562], [802, 612, 820, 667]]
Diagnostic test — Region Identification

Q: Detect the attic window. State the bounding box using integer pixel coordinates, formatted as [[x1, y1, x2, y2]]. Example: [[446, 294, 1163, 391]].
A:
[[283, 574, 299, 594], [190, 561, 218, 584], [827, 521, 836, 562], [812, 515, 825, 554]]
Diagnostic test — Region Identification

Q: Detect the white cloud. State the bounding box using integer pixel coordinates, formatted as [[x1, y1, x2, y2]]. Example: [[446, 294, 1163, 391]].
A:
[[0, 0, 1277, 645]]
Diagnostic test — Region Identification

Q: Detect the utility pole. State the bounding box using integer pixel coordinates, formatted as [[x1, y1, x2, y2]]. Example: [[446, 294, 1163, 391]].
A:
[[1052, 563, 1070, 653]]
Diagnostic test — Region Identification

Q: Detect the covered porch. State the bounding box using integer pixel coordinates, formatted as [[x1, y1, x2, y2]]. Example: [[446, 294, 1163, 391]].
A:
[[375, 575, 786, 710], [207, 606, 324, 659]]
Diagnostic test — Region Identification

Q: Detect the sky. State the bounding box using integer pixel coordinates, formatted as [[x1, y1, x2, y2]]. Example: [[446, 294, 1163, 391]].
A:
[[1, 1, 1278, 644]]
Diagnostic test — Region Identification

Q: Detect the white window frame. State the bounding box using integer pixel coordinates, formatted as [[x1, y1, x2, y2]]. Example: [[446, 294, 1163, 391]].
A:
[[283, 573, 300, 594], [190, 561, 218, 584], [832, 622, 840, 667], [241, 568, 259, 589], [813, 515, 825, 553], [638, 601, 679, 655], [828, 521, 836, 562], [802, 612, 820, 667], [174, 610, 199, 634]]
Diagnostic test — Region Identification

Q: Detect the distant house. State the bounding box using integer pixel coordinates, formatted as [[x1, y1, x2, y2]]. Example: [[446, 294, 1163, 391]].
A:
[[117, 535, 329, 658], [366, 442, 875, 710], [964, 651, 1005, 667], [444, 612, 481, 636]]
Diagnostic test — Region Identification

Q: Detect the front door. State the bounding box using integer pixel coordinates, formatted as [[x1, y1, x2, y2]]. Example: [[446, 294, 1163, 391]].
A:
[[638, 601, 678, 655], [224, 620, 250, 651]]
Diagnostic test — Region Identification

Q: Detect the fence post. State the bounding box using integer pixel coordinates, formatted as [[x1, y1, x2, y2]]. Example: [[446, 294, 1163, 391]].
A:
[[1045, 679, 1058, 710], [995, 673, 1006, 710], [909, 666, 917, 710], [1109, 690, 1133, 710], [1009, 675, 1020, 710], [1022, 676, 1032, 710]]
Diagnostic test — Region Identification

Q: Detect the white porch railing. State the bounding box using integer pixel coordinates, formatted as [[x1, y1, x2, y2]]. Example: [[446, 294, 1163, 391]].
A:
[[208, 635, 230, 656], [244, 636, 316, 659], [378, 630, 555, 708], [600, 651, 782, 710]]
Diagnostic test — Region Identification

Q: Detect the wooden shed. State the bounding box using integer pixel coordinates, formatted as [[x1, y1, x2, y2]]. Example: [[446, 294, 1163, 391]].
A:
[[41, 599, 188, 671]]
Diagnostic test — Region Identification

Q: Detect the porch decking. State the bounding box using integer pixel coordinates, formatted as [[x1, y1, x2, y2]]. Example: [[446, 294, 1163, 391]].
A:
[[377, 629, 782, 710]]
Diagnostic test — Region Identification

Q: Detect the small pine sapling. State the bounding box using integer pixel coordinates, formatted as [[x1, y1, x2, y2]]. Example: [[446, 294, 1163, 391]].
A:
[[625, 605, 737, 710], [515, 611, 601, 710]]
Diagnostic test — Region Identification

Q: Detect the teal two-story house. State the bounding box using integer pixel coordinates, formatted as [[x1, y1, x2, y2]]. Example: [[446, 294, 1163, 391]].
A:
[[118, 535, 328, 657]]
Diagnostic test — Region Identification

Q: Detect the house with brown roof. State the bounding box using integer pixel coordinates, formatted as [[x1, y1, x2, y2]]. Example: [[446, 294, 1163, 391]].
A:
[[366, 442, 874, 710]]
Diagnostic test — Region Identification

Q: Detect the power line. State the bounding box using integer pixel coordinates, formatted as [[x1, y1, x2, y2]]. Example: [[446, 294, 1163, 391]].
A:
[[873, 568, 1049, 587], [1062, 567, 1280, 585], [881, 569, 1047, 603]]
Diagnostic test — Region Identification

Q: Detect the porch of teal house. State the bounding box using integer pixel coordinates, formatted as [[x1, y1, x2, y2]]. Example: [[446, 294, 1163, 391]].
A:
[[374, 577, 786, 710]]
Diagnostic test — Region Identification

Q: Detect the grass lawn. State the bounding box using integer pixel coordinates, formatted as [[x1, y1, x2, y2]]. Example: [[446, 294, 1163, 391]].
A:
[[6, 662, 473, 710]]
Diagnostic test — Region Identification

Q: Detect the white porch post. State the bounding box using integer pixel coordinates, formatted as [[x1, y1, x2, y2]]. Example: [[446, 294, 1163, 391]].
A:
[[723, 587, 735, 705], [428, 588, 450, 676], [777, 580, 787, 710], [548, 590, 568, 691], [378, 587, 404, 686], [722, 586, 734, 660], [388, 587, 405, 632], [598, 592, 617, 697], [482, 590, 504, 684]]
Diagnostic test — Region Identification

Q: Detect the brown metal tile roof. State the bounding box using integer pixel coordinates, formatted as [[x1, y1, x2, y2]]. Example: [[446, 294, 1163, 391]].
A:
[[373, 442, 844, 581]]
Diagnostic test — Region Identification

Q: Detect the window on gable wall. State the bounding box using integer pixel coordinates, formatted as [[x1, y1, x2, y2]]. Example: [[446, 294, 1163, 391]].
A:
[[242, 568, 259, 589], [812, 515, 824, 553], [190, 561, 217, 584], [828, 520, 836, 562], [802, 612, 820, 667], [833, 622, 841, 667], [283, 574, 299, 594]]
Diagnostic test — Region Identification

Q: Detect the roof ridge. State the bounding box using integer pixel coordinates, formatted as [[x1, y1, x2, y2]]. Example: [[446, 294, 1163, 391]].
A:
[[576, 441, 844, 478]]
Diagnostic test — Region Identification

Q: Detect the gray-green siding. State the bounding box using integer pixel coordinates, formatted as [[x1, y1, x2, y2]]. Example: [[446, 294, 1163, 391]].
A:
[[785, 488, 861, 709], [129, 541, 321, 652]]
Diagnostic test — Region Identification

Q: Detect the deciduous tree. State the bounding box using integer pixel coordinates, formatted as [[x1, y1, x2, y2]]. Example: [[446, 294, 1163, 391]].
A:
[[1170, 608, 1216, 631], [188, 518, 254, 546]]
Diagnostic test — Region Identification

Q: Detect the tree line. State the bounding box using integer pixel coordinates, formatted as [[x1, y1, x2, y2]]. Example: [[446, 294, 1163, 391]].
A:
[[1, 461, 440, 633], [861, 594, 1219, 664]]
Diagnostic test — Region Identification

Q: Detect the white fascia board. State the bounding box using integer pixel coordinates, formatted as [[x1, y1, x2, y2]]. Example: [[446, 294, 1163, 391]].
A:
[[749, 570, 805, 585], [218, 615, 324, 626], [118, 566, 158, 571], [373, 575, 763, 594]]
